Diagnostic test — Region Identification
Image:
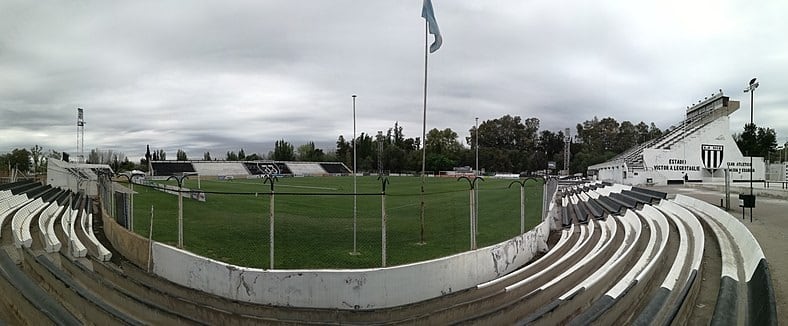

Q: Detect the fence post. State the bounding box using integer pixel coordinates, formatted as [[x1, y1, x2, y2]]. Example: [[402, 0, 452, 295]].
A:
[[508, 180, 526, 235], [379, 176, 389, 267], [265, 175, 277, 269], [167, 174, 191, 249], [178, 189, 183, 248], [148, 205, 154, 273], [459, 176, 484, 250], [509, 176, 544, 234]]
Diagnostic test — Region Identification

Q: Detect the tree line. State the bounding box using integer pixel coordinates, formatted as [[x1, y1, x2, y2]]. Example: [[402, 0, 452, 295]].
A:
[[3, 116, 784, 176]]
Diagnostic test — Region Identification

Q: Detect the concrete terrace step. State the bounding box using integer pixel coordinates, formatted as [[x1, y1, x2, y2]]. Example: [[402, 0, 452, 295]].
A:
[[0, 180, 778, 325]]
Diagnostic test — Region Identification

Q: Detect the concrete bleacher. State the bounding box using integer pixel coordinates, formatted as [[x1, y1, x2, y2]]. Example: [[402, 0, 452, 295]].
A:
[[59, 194, 88, 258], [243, 162, 281, 175], [150, 162, 196, 176], [0, 178, 777, 325], [38, 193, 68, 253], [192, 162, 248, 176], [674, 194, 777, 324], [12, 187, 61, 248], [286, 162, 328, 176], [319, 162, 351, 174], [147, 160, 351, 177], [77, 202, 112, 262], [604, 112, 716, 169]]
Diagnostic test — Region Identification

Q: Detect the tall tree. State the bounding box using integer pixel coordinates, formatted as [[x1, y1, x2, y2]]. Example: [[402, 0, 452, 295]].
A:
[[203, 152, 212, 160], [297, 142, 324, 162], [336, 135, 351, 167], [245, 153, 263, 161], [734, 123, 777, 157], [616, 121, 638, 152], [3, 148, 32, 173], [30, 145, 43, 173], [424, 128, 464, 171], [273, 139, 295, 161], [225, 151, 238, 161], [176, 149, 188, 161]]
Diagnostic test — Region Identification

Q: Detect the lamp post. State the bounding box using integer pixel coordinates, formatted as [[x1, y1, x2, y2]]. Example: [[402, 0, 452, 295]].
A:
[[475, 117, 479, 176], [743, 77, 759, 222], [351, 94, 359, 255], [474, 117, 480, 234]]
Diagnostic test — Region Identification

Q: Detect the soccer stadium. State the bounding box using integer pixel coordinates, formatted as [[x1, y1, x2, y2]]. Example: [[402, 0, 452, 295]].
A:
[[1, 125, 780, 323], [1, 1, 784, 323]]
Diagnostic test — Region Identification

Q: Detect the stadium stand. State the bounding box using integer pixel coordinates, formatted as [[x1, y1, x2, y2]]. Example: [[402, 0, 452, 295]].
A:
[[319, 162, 351, 175], [0, 177, 777, 325], [286, 162, 328, 176], [192, 162, 248, 176], [243, 162, 282, 175], [150, 162, 196, 176]]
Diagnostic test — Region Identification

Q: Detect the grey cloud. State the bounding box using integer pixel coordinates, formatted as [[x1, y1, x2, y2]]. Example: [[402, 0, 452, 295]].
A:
[[2, 0, 787, 160]]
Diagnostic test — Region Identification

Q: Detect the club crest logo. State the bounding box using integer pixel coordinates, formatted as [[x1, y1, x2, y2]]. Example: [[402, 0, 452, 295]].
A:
[[701, 144, 724, 169]]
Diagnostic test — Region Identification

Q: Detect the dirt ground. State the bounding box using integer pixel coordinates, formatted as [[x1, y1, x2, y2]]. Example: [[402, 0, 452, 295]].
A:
[[653, 185, 787, 319]]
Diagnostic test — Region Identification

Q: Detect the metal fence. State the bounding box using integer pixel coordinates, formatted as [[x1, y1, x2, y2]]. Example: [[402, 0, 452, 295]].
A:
[[97, 175, 554, 270]]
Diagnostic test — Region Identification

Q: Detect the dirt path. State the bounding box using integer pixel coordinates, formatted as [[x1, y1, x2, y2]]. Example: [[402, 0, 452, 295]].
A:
[[653, 185, 787, 319]]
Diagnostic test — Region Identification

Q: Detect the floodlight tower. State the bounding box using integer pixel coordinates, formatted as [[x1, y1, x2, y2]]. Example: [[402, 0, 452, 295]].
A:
[[743, 77, 759, 222], [77, 108, 86, 162], [564, 128, 571, 173], [377, 130, 384, 176]]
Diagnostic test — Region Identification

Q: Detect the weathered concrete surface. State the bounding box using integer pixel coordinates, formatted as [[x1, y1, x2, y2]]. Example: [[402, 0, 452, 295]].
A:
[[653, 185, 787, 321], [100, 208, 149, 269], [149, 220, 550, 310]]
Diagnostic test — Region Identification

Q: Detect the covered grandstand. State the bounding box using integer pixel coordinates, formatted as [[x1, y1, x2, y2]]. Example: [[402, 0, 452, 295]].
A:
[[589, 91, 765, 185], [150, 160, 349, 177]]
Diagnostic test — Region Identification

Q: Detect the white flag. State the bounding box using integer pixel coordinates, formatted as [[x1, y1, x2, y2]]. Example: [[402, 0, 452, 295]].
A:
[[421, 0, 442, 53]]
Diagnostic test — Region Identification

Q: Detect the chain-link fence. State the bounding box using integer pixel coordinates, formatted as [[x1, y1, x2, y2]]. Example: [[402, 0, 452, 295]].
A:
[[98, 176, 549, 269]]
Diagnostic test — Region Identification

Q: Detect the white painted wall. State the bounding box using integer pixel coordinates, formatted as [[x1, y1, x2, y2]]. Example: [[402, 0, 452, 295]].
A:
[[151, 220, 550, 310], [593, 116, 765, 185]]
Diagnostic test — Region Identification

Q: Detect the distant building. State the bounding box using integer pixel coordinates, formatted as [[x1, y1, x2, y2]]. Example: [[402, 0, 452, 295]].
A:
[[588, 91, 764, 185]]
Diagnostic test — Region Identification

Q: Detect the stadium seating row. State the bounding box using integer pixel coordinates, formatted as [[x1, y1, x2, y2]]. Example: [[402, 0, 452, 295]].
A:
[[149, 160, 349, 177], [0, 181, 109, 260], [0, 179, 777, 325]]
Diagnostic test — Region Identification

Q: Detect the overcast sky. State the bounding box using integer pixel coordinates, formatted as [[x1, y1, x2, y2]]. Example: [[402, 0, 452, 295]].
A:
[[2, 0, 787, 161]]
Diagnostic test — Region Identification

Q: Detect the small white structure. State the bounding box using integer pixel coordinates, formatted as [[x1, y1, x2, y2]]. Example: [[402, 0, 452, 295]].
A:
[[47, 158, 113, 196]]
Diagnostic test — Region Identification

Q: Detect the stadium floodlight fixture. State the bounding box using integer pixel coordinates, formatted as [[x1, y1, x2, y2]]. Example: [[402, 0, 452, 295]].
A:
[[743, 77, 759, 223], [744, 78, 759, 92]]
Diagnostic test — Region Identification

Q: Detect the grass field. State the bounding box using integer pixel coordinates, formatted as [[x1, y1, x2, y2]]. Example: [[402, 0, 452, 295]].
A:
[[126, 176, 544, 269]]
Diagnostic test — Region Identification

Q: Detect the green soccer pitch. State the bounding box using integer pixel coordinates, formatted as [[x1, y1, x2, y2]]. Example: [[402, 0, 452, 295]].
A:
[[127, 176, 544, 269]]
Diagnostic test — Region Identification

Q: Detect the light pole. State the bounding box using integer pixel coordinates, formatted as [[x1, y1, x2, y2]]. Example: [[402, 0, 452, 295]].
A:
[[474, 117, 480, 234], [475, 117, 479, 176], [743, 77, 759, 222], [351, 94, 359, 255]]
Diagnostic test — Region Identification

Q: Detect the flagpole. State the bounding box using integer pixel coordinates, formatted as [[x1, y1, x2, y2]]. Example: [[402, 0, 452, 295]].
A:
[[419, 19, 428, 245]]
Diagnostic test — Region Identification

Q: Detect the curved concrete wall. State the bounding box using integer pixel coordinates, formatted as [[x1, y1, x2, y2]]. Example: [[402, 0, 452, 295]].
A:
[[101, 208, 150, 268], [150, 220, 549, 309]]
